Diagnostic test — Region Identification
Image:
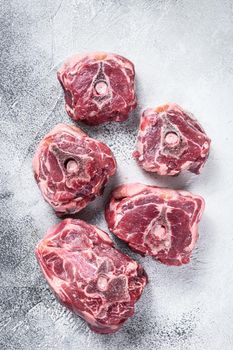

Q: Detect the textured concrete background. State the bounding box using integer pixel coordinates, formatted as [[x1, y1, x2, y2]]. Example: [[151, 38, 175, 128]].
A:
[[1, 0, 233, 349]]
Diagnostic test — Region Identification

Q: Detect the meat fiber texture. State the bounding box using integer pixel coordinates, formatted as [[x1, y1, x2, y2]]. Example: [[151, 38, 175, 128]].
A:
[[133, 103, 211, 176], [35, 219, 148, 334], [105, 183, 205, 266], [32, 124, 116, 215], [57, 52, 137, 125]]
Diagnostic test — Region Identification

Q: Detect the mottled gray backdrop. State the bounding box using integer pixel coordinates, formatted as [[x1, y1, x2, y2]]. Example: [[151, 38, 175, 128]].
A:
[[1, 0, 233, 349]]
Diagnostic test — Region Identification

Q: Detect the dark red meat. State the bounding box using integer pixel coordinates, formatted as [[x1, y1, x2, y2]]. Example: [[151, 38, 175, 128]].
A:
[[105, 183, 205, 266], [57, 52, 137, 125], [35, 219, 147, 333], [133, 103, 211, 176], [32, 124, 116, 215]]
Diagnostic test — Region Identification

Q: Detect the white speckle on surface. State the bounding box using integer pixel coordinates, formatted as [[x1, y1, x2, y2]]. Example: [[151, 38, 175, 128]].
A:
[[1, 0, 233, 349]]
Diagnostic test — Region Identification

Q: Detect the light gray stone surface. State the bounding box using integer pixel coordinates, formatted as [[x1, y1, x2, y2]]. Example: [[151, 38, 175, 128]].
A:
[[0, 0, 233, 349]]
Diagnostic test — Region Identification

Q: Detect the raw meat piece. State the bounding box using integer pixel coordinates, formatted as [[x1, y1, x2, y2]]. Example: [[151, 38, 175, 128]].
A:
[[105, 183, 205, 266], [133, 103, 211, 175], [32, 124, 116, 215], [35, 219, 147, 334], [57, 52, 137, 125]]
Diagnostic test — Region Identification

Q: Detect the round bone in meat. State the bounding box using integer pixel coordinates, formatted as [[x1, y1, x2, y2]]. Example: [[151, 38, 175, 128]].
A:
[[105, 183, 205, 266], [57, 52, 137, 125], [35, 219, 148, 334], [133, 103, 211, 175], [32, 124, 116, 215]]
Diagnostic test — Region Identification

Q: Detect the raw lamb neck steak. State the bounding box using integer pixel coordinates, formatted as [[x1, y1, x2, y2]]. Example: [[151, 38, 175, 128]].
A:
[[35, 219, 148, 334], [133, 103, 211, 176], [105, 183, 205, 266], [32, 124, 116, 215], [57, 52, 137, 125]]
